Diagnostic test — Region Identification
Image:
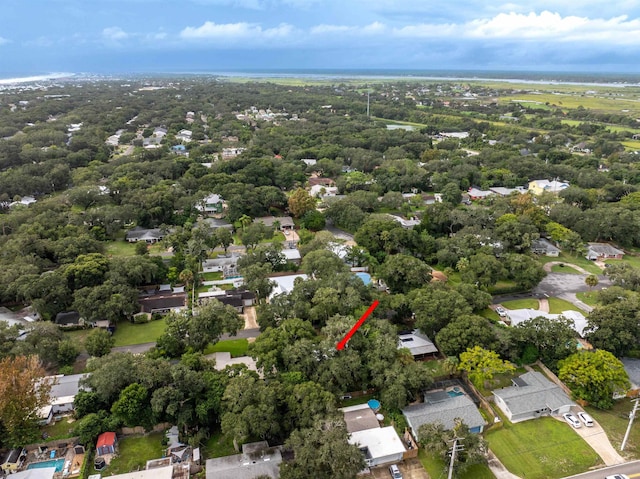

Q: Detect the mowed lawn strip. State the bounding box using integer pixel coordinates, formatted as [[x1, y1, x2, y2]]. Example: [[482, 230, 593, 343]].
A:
[[112, 319, 167, 347], [586, 401, 640, 459], [501, 298, 539, 310], [104, 433, 164, 475], [538, 252, 603, 275], [486, 417, 601, 479], [551, 264, 582, 274], [203, 338, 249, 357], [418, 449, 494, 479], [547, 297, 581, 314]]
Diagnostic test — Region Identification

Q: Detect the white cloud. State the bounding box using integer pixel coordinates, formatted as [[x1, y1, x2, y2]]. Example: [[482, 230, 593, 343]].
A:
[[311, 22, 386, 35], [102, 27, 129, 41], [180, 21, 295, 41], [0, 36, 9, 46]]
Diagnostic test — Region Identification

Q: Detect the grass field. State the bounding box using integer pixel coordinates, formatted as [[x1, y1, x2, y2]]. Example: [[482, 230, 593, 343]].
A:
[[418, 448, 494, 479], [112, 319, 167, 346], [203, 338, 249, 357], [41, 417, 77, 442], [548, 297, 580, 314], [105, 241, 165, 257], [486, 416, 601, 478], [204, 430, 237, 459], [501, 298, 539, 310], [498, 92, 640, 116], [102, 433, 164, 475], [479, 308, 500, 322], [551, 264, 582, 274], [622, 140, 640, 151], [202, 271, 223, 281], [538, 252, 603, 275], [576, 291, 600, 306], [586, 400, 640, 459], [607, 255, 640, 269]]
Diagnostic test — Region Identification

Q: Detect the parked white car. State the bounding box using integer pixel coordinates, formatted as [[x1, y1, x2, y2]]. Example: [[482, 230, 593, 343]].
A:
[[495, 306, 507, 317], [604, 474, 629, 479], [563, 412, 581, 428], [578, 411, 594, 427]]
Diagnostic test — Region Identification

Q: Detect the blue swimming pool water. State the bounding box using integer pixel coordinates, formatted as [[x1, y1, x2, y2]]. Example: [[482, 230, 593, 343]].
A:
[[368, 399, 381, 410], [355, 272, 372, 285], [27, 458, 65, 472], [447, 389, 464, 397]]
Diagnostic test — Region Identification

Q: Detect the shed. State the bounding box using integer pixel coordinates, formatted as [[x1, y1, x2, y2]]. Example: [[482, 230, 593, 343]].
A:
[[96, 432, 117, 455]]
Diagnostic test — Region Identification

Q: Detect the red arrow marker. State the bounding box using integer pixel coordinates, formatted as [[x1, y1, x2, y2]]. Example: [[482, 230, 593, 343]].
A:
[[336, 300, 380, 350]]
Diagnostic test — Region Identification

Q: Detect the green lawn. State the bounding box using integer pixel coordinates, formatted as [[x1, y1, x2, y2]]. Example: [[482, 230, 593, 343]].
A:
[[501, 298, 539, 310], [548, 297, 580, 314], [202, 271, 223, 281], [538, 252, 603, 275], [339, 393, 377, 408], [479, 308, 500, 322], [551, 264, 582, 274], [576, 291, 600, 306], [203, 339, 249, 357], [486, 417, 601, 478], [607, 255, 640, 269], [488, 280, 522, 295], [102, 433, 164, 475], [586, 400, 640, 459], [112, 319, 167, 346], [418, 448, 494, 479], [63, 329, 93, 352], [42, 417, 77, 442], [105, 241, 165, 257], [204, 430, 237, 459]]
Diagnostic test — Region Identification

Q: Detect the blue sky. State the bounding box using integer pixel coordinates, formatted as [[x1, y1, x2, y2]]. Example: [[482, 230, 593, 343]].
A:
[[2, 0, 640, 74]]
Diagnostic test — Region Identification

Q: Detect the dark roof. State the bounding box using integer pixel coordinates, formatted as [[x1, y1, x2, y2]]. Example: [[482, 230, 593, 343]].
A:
[[308, 177, 335, 187], [125, 226, 164, 241], [217, 296, 243, 308], [1, 448, 22, 465], [55, 311, 81, 326], [138, 294, 186, 313]]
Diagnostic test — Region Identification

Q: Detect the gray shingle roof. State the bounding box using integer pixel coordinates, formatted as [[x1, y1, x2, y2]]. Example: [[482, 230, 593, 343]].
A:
[[492, 371, 574, 416], [403, 394, 485, 434]]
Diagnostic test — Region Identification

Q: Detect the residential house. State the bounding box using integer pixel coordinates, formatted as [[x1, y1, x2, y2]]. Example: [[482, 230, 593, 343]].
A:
[[403, 388, 486, 440], [125, 226, 165, 244], [308, 177, 336, 188], [202, 253, 242, 277], [489, 186, 528, 197], [531, 238, 561, 257], [398, 330, 438, 360], [221, 147, 245, 159], [268, 273, 308, 300], [96, 432, 117, 456], [309, 184, 339, 197], [175, 129, 192, 142], [101, 465, 173, 479], [205, 441, 283, 479], [0, 306, 29, 329], [621, 358, 640, 398], [342, 404, 407, 468], [282, 248, 302, 265], [199, 217, 234, 231], [54, 311, 84, 329], [198, 290, 255, 313], [9, 196, 37, 208], [40, 373, 90, 415], [505, 309, 587, 337], [196, 194, 225, 215], [467, 187, 494, 200], [8, 468, 56, 479], [301, 158, 317, 166], [492, 371, 574, 423], [528, 179, 570, 195], [1, 448, 25, 474], [585, 242, 624, 261], [387, 214, 421, 228], [138, 293, 187, 315], [210, 352, 261, 377], [253, 216, 295, 231]]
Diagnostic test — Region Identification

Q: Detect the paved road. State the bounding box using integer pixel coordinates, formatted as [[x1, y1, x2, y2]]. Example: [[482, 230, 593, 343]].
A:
[[324, 224, 355, 242], [533, 272, 611, 297], [561, 459, 640, 479]]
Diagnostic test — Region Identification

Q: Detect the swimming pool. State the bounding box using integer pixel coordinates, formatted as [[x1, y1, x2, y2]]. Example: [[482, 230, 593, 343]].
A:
[[27, 458, 65, 472], [447, 388, 464, 397], [355, 272, 372, 285]]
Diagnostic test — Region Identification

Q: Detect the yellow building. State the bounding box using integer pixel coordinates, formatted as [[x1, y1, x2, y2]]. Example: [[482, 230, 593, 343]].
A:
[[528, 179, 569, 195]]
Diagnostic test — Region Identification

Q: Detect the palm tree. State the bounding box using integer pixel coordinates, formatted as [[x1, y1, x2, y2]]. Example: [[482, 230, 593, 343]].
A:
[[238, 214, 252, 231], [585, 274, 599, 290]]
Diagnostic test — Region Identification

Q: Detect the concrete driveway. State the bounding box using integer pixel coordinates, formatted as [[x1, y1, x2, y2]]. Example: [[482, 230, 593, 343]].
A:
[[367, 459, 428, 479], [557, 413, 625, 466]]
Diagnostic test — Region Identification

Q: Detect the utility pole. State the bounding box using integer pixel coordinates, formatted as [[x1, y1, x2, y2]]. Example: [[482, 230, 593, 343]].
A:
[[366, 90, 370, 118], [621, 398, 640, 451], [447, 438, 464, 479]]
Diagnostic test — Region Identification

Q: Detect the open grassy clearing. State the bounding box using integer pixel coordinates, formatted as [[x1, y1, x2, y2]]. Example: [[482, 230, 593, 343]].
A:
[[501, 298, 539, 310], [551, 264, 582, 274], [622, 140, 640, 151], [41, 417, 77, 441], [103, 433, 164, 475], [63, 329, 93, 351], [607, 255, 640, 269], [586, 400, 640, 459], [498, 93, 640, 115], [548, 297, 580, 314], [486, 416, 601, 479], [538, 252, 603, 275], [105, 240, 165, 257], [576, 291, 600, 306], [204, 430, 237, 459], [202, 271, 223, 281], [479, 308, 500, 322], [112, 319, 167, 346], [418, 448, 494, 479], [203, 338, 249, 357]]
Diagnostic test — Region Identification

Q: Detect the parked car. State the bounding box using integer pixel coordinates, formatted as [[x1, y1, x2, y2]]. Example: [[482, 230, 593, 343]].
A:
[[389, 464, 403, 479], [563, 412, 581, 429], [578, 411, 594, 427], [495, 307, 507, 317], [604, 474, 629, 479]]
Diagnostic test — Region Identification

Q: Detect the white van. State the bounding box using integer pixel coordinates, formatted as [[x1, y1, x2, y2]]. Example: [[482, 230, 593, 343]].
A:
[[578, 411, 594, 427]]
